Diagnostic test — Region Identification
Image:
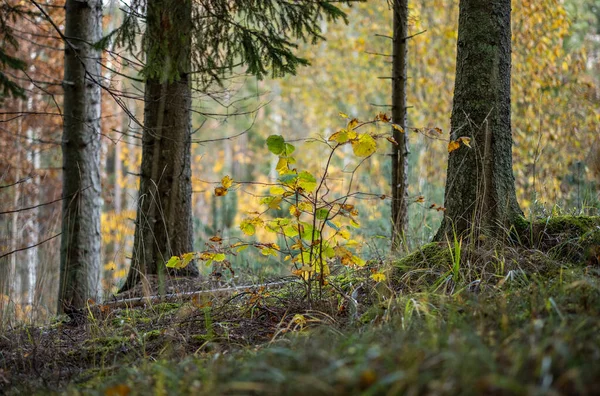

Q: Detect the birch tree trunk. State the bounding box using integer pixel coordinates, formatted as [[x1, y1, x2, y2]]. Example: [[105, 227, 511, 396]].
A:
[[436, 0, 522, 240], [58, 0, 102, 313]]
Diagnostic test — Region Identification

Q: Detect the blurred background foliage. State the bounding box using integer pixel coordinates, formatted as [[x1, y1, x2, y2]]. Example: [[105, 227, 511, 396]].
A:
[[0, 0, 598, 323]]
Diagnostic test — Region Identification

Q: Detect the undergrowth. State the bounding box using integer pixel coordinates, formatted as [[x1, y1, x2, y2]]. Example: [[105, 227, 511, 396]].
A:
[[0, 216, 599, 395]]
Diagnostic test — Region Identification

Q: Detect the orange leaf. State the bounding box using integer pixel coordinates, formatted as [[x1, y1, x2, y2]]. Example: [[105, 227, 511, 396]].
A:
[[214, 187, 228, 196], [447, 140, 460, 153], [386, 136, 398, 145]]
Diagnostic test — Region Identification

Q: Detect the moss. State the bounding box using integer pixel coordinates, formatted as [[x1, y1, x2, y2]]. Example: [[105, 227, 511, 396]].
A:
[[539, 215, 600, 236], [394, 242, 453, 270], [152, 302, 183, 314], [83, 336, 128, 348], [143, 329, 163, 341]]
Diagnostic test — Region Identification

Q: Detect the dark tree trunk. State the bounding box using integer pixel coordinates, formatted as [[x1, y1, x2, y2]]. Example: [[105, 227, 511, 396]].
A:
[[121, 0, 198, 292], [391, 0, 409, 252], [58, 0, 103, 313], [436, 0, 522, 240]]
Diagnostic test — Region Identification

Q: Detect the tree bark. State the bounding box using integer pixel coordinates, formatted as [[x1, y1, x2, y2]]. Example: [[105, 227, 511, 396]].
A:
[[58, 0, 103, 313], [121, 0, 198, 292], [436, 0, 522, 240], [391, 0, 409, 251]]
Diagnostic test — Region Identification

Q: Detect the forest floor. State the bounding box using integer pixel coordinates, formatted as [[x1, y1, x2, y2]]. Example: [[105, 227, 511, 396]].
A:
[[1, 216, 600, 395]]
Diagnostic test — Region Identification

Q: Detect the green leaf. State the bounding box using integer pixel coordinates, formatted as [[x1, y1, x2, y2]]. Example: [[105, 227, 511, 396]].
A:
[[267, 135, 285, 155], [270, 186, 286, 195], [165, 256, 181, 268], [278, 173, 298, 186], [240, 219, 256, 236], [283, 143, 296, 156], [297, 171, 317, 192], [316, 208, 330, 220], [213, 253, 226, 262]]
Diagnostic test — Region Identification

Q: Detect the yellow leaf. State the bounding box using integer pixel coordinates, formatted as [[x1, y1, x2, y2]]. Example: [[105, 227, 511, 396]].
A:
[[221, 175, 233, 189], [392, 124, 404, 133], [339, 229, 351, 239], [415, 196, 425, 203], [200, 252, 215, 260], [276, 157, 289, 174], [240, 219, 256, 236], [269, 196, 283, 209], [457, 136, 471, 148], [329, 129, 349, 144], [371, 272, 386, 282], [215, 187, 228, 196], [386, 136, 398, 145], [351, 255, 366, 266], [180, 252, 195, 268], [351, 134, 377, 157], [298, 201, 313, 212], [339, 111, 349, 119], [165, 256, 181, 268], [289, 205, 301, 218], [209, 236, 223, 242], [348, 118, 359, 130], [447, 140, 460, 153]]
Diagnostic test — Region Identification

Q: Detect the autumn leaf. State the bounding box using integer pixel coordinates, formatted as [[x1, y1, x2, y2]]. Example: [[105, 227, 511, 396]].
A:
[[339, 111, 349, 119], [415, 196, 425, 203], [351, 133, 377, 157], [386, 136, 398, 145], [377, 112, 390, 122], [240, 219, 256, 236], [297, 171, 317, 192], [329, 129, 350, 144], [209, 236, 222, 243], [392, 124, 404, 133], [447, 140, 461, 153], [457, 136, 471, 148], [104, 384, 131, 396], [348, 118, 359, 130], [214, 186, 228, 196], [165, 256, 181, 268], [371, 272, 386, 282], [221, 175, 233, 189], [180, 252, 195, 268]]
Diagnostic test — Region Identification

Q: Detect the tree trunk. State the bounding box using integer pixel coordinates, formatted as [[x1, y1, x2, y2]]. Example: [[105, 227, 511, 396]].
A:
[[391, 0, 409, 251], [58, 0, 103, 313], [121, 0, 198, 292], [436, 0, 522, 240]]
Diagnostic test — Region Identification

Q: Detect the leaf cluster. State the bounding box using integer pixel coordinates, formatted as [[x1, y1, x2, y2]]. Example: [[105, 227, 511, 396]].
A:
[[114, 0, 356, 83], [0, 3, 36, 100]]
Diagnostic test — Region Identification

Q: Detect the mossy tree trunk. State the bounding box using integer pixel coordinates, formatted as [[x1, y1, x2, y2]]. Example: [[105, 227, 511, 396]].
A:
[[391, 0, 410, 252], [121, 0, 198, 292], [436, 0, 522, 240], [58, 0, 103, 313]]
